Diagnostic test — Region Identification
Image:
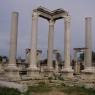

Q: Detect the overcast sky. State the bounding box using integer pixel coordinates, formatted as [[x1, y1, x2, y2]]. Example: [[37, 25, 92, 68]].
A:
[[0, 0, 95, 59]]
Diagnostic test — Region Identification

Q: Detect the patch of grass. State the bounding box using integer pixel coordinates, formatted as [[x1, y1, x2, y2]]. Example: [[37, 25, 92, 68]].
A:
[[0, 87, 21, 95], [0, 83, 95, 95], [60, 85, 95, 95], [27, 82, 52, 93], [26, 82, 95, 95]]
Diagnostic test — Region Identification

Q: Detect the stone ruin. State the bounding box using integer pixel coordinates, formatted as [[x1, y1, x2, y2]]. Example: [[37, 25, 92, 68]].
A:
[[0, 6, 95, 91]]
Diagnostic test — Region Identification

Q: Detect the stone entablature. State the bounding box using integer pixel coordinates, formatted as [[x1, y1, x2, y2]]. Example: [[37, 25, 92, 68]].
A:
[[33, 6, 68, 20]]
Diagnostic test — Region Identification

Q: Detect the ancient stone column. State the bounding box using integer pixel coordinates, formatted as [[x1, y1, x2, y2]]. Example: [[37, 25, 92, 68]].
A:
[[55, 50, 60, 72], [25, 49, 30, 64], [85, 17, 92, 69], [6, 12, 19, 80], [37, 50, 42, 69], [82, 17, 95, 80], [74, 50, 78, 74], [30, 12, 38, 69], [27, 12, 40, 79], [64, 16, 71, 68], [47, 20, 55, 71], [9, 12, 18, 66], [61, 16, 73, 79]]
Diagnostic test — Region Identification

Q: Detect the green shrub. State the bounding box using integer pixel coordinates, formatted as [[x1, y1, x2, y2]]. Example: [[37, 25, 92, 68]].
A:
[[0, 87, 21, 95]]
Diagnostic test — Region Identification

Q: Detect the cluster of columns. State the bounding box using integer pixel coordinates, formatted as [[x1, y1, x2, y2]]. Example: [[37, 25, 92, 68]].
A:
[[27, 11, 73, 79], [5, 10, 73, 79], [6, 10, 95, 80], [73, 17, 95, 80]]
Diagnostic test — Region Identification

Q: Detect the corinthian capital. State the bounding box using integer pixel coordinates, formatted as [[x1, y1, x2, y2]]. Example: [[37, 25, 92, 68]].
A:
[[64, 15, 71, 23], [32, 12, 38, 19], [49, 20, 55, 26]]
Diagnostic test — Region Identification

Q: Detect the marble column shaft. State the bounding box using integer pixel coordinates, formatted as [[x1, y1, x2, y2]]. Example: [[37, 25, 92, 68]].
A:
[[64, 16, 71, 68], [37, 51, 42, 68], [85, 17, 92, 67], [47, 20, 55, 70], [81, 18, 95, 80], [74, 50, 78, 74], [30, 12, 38, 69], [9, 12, 18, 66]]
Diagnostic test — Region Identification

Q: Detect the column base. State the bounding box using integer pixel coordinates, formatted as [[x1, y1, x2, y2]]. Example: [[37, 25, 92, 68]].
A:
[[47, 67, 54, 78], [54, 65, 59, 73], [81, 67, 95, 81], [61, 67, 74, 80], [5, 64, 20, 81], [27, 66, 41, 79], [41, 67, 54, 79], [48, 67, 54, 71], [74, 64, 81, 75]]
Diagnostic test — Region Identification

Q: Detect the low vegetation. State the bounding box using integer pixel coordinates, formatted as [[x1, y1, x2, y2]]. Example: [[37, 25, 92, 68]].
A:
[[24, 82, 52, 95], [0, 87, 21, 95], [58, 84, 95, 95], [0, 82, 95, 95]]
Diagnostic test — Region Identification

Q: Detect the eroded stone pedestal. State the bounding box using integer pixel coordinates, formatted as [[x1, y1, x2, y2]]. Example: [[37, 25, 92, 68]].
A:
[[5, 64, 20, 81], [61, 67, 74, 80], [82, 67, 95, 81], [46, 67, 54, 78], [27, 67, 41, 79]]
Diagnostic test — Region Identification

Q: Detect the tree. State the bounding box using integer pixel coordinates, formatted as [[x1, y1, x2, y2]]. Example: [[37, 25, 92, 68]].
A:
[[0, 56, 2, 62], [79, 51, 95, 62], [92, 51, 95, 62], [79, 53, 84, 61]]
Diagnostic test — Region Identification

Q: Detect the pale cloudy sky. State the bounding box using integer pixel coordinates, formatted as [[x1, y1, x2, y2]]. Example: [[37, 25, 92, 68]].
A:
[[0, 0, 95, 59]]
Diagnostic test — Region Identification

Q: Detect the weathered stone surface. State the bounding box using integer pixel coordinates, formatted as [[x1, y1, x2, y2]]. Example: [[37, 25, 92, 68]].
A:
[[0, 80, 28, 92]]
